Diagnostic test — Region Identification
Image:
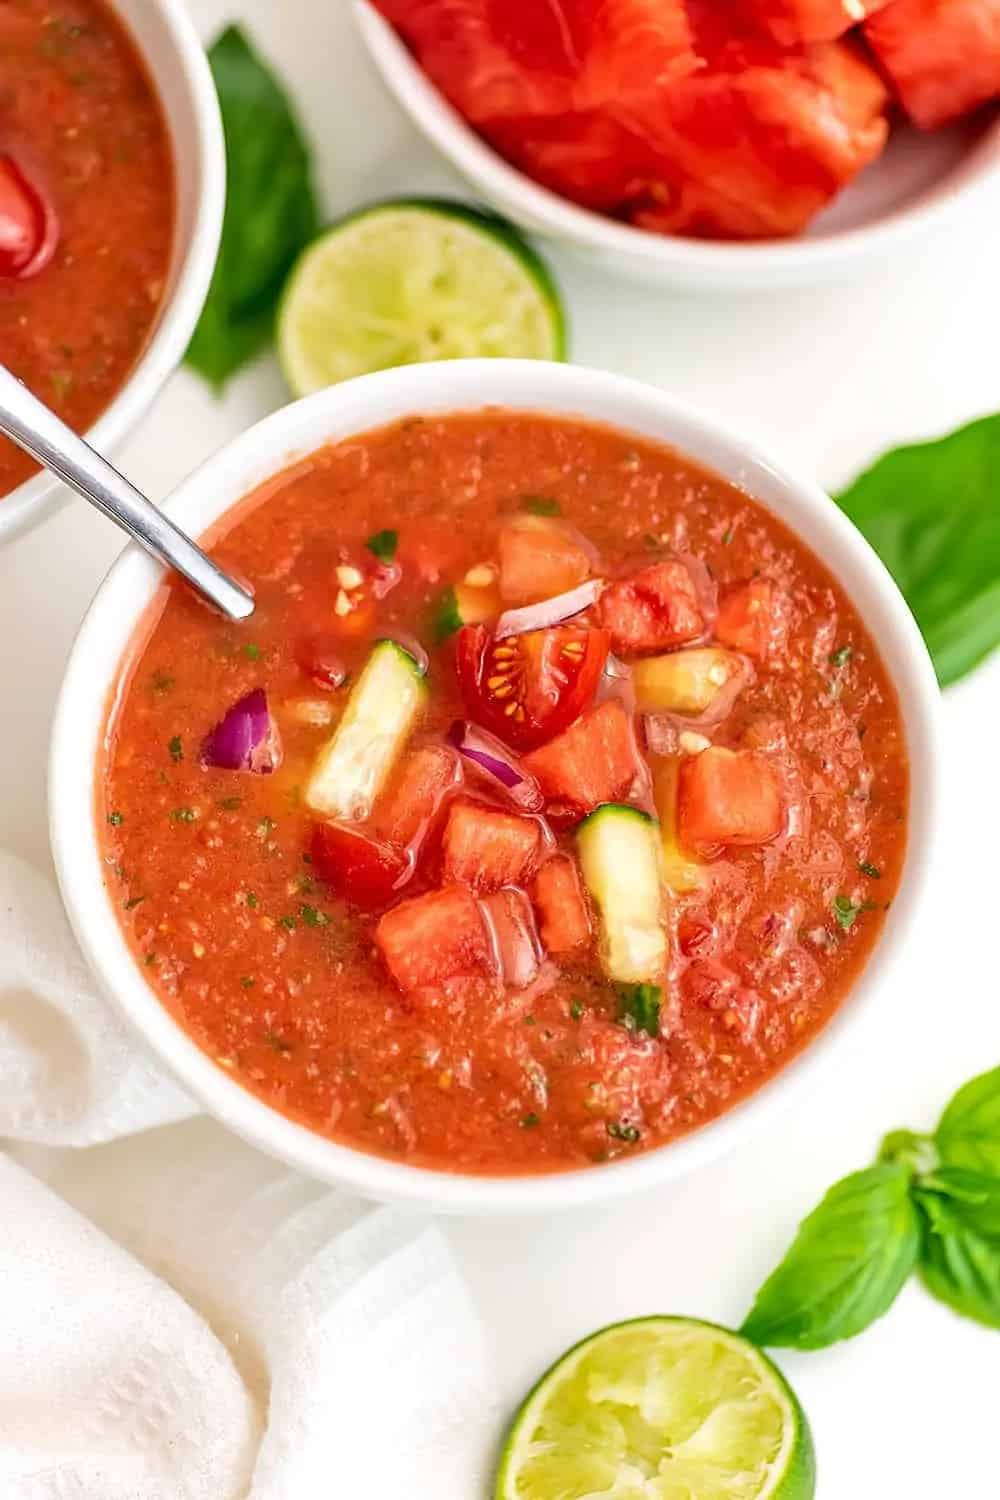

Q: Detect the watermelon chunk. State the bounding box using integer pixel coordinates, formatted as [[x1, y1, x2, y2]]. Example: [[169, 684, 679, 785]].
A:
[[532, 854, 592, 953], [375, 884, 497, 991], [864, 0, 1000, 129], [311, 823, 412, 911], [739, 0, 890, 45], [597, 560, 710, 655], [678, 747, 784, 848], [498, 515, 591, 605], [523, 700, 639, 817], [442, 799, 545, 890], [481, 886, 543, 987], [715, 578, 780, 658], [631, 7, 891, 239], [374, 743, 462, 848]]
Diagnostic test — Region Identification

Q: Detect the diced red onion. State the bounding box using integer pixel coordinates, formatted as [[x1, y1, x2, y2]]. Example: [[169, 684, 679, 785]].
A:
[[447, 721, 543, 812], [480, 889, 542, 991], [604, 653, 631, 680], [201, 689, 281, 774], [495, 579, 603, 639], [370, 561, 402, 600]]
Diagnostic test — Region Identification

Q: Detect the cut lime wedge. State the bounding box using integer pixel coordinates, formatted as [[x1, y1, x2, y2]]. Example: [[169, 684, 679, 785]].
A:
[[496, 1317, 815, 1500], [277, 198, 566, 396]]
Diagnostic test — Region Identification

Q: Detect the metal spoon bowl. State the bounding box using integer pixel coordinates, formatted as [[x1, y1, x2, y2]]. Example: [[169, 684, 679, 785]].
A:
[[0, 364, 255, 621]]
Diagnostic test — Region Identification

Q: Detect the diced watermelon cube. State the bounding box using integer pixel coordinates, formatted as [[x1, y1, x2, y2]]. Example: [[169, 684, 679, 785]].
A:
[[311, 822, 412, 910], [498, 516, 591, 606], [738, 0, 890, 45], [531, 854, 592, 953], [523, 699, 639, 817], [864, 0, 1000, 129], [715, 578, 779, 658], [678, 747, 783, 848], [596, 560, 709, 655], [375, 884, 497, 991], [481, 886, 543, 988], [374, 743, 462, 848], [442, 799, 545, 890]]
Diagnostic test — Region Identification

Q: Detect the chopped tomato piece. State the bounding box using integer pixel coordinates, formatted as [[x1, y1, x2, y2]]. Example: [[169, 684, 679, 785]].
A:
[[532, 854, 592, 953], [374, 744, 463, 848], [596, 559, 710, 655], [375, 884, 497, 992], [678, 747, 783, 848], [455, 624, 609, 751], [311, 822, 412, 910], [631, 11, 890, 240], [443, 799, 545, 890], [498, 515, 592, 606], [523, 699, 639, 817], [481, 886, 542, 988], [864, 0, 1000, 129], [0, 153, 58, 280], [739, 0, 890, 44], [715, 578, 778, 658]]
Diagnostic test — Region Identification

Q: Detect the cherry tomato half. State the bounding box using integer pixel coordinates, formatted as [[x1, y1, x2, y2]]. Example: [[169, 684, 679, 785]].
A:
[[311, 822, 413, 911], [0, 154, 58, 280], [455, 624, 610, 751]]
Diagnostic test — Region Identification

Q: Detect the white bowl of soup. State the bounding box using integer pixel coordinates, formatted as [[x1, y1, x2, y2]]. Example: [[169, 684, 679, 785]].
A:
[[50, 360, 941, 1213], [0, 0, 224, 543]]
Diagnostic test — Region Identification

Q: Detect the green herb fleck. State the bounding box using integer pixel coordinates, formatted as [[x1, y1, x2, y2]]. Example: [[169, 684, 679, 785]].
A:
[[830, 645, 853, 669], [522, 495, 561, 516], [168, 734, 183, 763], [722, 527, 735, 546], [520, 1112, 541, 1129], [299, 903, 329, 928], [124, 896, 146, 911], [151, 670, 174, 694], [243, 642, 262, 661], [570, 999, 585, 1021], [859, 861, 882, 879], [524, 1014, 536, 1026], [833, 895, 876, 931], [217, 796, 242, 811], [245, 891, 259, 908], [144, 953, 158, 968], [366, 529, 398, 562], [240, 975, 255, 989], [106, 810, 123, 827], [617, 983, 662, 1038], [607, 1120, 641, 1144], [170, 807, 197, 824], [278, 914, 297, 930]]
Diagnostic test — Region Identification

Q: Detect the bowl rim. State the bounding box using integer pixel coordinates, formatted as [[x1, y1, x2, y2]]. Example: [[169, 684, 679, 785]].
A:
[[49, 358, 942, 1215], [353, 0, 1000, 281], [0, 0, 226, 544]]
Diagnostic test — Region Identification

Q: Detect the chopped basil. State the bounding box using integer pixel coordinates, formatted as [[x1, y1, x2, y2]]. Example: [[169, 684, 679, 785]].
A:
[[859, 861, 882, 879], [245, 891, 259, 908], [830, 645, 853, 669], [607, 1121, 640, 1144], [243, 642, 262, 661], [240, 975, 255, 989], [124, 895, 146, 911], [570, 999, 585, 1021], [432, 586, 463, 643], [106, 810, 123, 826], [522, 495, 560, 516], [170, 807, 197, 823], [617, 983, 662, 1038], [366, 529, 398, 562], [833, 895, 875, 931], [298, 903, 329, 927], [520, 1112, 541, 1129], [217, 796, 242, 811], [278, 914, 296, 930], [722, 527, 735, 546], [168, 735, 183, 763], [524, 1014, 536, 1026]]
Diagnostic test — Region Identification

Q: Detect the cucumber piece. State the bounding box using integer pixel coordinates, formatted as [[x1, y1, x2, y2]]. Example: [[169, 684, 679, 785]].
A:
[[304, 640, 427, 820], [633, 648, 742, 716], [576, 805, 667, 986]]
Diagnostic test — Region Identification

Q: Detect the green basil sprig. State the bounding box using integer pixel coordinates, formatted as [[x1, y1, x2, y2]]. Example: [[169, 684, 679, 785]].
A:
[[742, 1065, 1000, 1348], [186, 25, 319, 389], [836, 414, 1000, 686]]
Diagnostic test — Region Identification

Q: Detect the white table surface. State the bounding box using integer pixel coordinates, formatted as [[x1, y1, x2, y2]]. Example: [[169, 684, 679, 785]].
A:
[[4, 1, 1000, 1491]]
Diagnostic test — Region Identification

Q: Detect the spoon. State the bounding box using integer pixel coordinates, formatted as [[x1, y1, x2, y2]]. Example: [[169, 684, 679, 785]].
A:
[[0, 364, 255, 621]]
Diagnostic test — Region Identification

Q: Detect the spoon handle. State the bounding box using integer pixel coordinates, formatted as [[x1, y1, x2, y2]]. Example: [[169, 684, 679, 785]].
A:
[[0, 365, 255, 622]]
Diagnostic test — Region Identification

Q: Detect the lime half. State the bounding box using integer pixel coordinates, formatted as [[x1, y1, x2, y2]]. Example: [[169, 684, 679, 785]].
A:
[[277, 198, 566, 396], [496, 1317, 816, 1500]]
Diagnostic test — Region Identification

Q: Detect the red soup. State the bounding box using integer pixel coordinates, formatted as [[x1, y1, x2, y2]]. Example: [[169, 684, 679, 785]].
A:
[[0, 0, 175, 499], [101, 413, 908, 1174]]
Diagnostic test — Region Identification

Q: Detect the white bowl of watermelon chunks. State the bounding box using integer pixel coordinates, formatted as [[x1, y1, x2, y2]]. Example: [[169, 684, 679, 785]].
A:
[[356, 0, 1000, 288]]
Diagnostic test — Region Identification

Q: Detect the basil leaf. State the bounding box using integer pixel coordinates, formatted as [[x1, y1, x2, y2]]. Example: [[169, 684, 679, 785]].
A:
[[936, 1065, 1000, 1176], [915, 1191, 1000, 1330], [918, 1168, 1000, 1239], [836, 413, 1000, 685], [741, 1164, 920, 1349], [186, 25, 319, 389]]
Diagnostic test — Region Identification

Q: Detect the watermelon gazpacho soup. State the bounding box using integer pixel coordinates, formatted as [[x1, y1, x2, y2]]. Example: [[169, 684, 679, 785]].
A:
[[0, 0, 175, 498], [101, 413, 908, 1174]]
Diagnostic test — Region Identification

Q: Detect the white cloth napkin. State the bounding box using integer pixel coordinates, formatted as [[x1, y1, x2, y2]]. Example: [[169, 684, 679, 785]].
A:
[[0, 854, 498, 1498]]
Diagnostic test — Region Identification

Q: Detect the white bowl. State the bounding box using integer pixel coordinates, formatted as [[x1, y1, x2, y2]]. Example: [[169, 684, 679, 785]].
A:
[[0, 0, 225, 545], [354, 0, 1000, 290], [50, 359, 941, 1214]]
